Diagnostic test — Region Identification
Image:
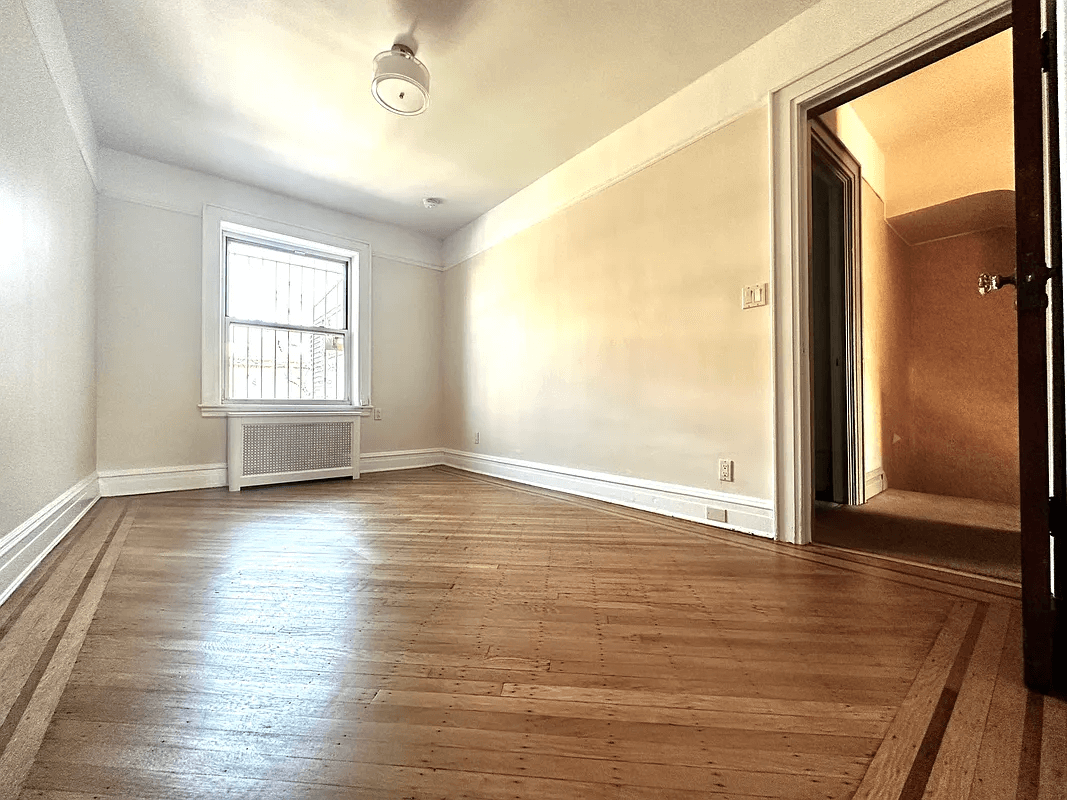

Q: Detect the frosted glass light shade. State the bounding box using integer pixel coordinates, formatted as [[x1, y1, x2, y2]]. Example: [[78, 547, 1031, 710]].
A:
[[371, 45, 430, 116]]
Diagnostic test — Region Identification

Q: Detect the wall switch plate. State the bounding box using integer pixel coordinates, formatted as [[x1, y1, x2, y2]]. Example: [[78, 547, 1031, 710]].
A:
[[706, 507, 728, 523], [373, 407, 382, 420], [742, 283, 769, 309], [718, 459, 734, 482]]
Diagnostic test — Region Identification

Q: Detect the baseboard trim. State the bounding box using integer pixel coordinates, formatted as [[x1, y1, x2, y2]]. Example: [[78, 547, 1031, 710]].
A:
[[0, 473, 99, 606], [440, 449, 774, 538], [360, 449, 445, 473], [92, 451, 776, 537], [98, 463, 228, 497], [865, 468, 886, 501]]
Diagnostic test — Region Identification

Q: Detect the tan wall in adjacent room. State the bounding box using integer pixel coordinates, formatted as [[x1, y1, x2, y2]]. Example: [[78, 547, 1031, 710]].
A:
[[443, 108, 773, 499], [861, 216, 1019, 505], [859, 183, 911, 485], [824, 86, 1018, 505], [897, 227, 1019, 504]]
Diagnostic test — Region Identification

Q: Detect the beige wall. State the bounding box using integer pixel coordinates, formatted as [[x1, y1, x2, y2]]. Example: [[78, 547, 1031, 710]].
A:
[[443, 109, 772, 498], [843, 29, 1014, 220], [360, 257, 443, 454], [95, 190, 444, 472], [95, 198, 223, 470], [0, 0, 98, 534]]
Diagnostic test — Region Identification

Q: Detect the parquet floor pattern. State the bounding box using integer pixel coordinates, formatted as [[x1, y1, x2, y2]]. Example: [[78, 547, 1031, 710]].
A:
[[0, 467, 1063, 799]]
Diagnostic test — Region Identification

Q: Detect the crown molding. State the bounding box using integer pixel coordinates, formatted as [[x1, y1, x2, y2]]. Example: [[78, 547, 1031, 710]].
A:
[[19, 0, 98, 188]]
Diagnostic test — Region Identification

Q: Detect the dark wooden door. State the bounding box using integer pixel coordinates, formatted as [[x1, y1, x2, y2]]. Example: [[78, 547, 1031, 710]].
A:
[[1012, 0, 1064, 693], [811, 150, 848, 505]]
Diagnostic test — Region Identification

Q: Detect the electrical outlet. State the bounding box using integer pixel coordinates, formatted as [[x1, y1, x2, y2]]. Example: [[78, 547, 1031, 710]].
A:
[[475, 432, 480, 445], [373, 407, 382, 421], [718, 459, 734, 482]]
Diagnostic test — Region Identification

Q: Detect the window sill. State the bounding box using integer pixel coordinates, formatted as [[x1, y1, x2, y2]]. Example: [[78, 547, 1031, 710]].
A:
[[199, 404, 371, 418]]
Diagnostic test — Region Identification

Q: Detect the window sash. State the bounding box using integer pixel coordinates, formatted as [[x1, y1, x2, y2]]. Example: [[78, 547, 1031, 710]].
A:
[[223, 318, 346, 336], [222, 233, 353, 404], [223, 234, 349, 332], [226, 323, 349, 403]]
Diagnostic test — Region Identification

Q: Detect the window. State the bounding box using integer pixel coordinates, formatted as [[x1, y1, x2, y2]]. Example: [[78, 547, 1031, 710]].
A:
[[225, 236, 349, 402], [201, 207, 371, 415]]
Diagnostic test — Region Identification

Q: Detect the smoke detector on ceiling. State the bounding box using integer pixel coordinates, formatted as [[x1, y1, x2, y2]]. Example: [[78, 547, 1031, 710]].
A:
[[371, 43, 430, 116]]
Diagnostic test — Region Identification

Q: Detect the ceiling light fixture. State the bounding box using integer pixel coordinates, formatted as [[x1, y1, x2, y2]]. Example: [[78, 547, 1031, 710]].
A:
[[422, 197, 442, 209], [371, 43, 430, 116]]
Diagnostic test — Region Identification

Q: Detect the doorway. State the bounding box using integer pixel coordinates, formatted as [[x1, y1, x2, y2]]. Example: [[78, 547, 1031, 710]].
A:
[[771, 0, 1062, 695], [807, 29, 1022, 583]]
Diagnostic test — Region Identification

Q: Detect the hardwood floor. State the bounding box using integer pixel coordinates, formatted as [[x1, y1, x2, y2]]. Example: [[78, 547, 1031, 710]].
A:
[[1, 467, 1063, 799]]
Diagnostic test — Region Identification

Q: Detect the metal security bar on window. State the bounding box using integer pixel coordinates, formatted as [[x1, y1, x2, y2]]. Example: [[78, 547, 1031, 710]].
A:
[[224, 237, 349, 402]]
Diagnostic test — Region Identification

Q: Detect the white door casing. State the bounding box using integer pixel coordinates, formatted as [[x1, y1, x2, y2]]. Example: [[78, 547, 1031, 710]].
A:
[[769, 0, 1011, 543]]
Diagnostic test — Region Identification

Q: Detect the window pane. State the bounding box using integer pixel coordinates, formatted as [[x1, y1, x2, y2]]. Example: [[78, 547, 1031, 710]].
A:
[[226, 239, 346, 329], [228, 324, 345, 401]]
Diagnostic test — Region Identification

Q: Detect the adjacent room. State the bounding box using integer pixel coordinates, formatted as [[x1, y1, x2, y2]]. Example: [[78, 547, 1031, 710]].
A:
[[1, 0, 1063, 797], [812, 31, 1023, 583]]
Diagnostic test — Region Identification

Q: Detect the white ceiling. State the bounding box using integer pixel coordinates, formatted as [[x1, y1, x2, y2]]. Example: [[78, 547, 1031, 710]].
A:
[[849, 29, 1013, 152], [54, 0, 820, 237]]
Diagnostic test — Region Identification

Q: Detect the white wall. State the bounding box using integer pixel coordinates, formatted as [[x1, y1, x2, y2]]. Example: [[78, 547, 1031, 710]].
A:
[[0, 0, 98, 536], [95, 149, 444, 473]]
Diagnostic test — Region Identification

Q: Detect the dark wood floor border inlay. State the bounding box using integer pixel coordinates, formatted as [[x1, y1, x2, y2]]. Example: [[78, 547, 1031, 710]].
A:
[[0, 505, 127, 760], [898, 602, 989, 799], [810, 543, 1021, 598], [0, 503, 102, 644]]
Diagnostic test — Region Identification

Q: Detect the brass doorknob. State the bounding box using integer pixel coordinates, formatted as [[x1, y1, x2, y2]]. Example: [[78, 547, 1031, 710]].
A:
[[978, 273, 1017, 295]]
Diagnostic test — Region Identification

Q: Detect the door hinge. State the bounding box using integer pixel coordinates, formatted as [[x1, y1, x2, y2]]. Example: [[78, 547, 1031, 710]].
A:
[[1052, 494, 1066, 538], [1042, 30, 1053, 73]]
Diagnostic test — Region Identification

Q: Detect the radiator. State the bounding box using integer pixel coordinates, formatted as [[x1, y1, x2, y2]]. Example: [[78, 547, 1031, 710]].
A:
[[226, 414, 361, 491]]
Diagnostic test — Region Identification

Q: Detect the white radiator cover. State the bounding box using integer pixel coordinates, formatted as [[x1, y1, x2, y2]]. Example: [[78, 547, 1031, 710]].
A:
[[226, 414, 361, 491]]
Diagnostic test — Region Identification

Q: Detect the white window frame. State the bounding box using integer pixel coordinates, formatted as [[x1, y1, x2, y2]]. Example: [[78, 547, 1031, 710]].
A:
[[200, 206, 372, 416]]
